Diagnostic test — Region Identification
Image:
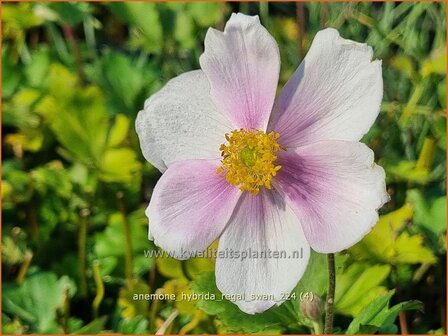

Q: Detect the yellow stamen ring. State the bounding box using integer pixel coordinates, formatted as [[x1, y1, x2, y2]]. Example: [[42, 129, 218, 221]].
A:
[[216, 129, 284, 195]]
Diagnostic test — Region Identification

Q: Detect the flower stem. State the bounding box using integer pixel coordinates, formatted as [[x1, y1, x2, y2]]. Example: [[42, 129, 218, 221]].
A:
[[324, 253, 335, 334]]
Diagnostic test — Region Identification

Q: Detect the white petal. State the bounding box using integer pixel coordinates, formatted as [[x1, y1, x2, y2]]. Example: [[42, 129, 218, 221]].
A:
[[135, 70, 232, 172], [147, 160, 241, 259], [274, 140, 389, 253], [268, 28, 383, 147], [199, 13, 280, 130], [216, 189, 310, 314]]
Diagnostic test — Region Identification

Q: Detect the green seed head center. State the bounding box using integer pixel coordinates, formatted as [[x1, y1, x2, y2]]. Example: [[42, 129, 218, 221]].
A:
[[240, 146, 259, 167]]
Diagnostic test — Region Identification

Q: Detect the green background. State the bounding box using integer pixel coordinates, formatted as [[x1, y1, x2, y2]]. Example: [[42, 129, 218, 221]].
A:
[[2, 2, 446, 334]]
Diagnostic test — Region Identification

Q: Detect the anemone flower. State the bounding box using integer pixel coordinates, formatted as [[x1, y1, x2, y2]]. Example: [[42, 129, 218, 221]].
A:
[[136, 13, 389, 314]]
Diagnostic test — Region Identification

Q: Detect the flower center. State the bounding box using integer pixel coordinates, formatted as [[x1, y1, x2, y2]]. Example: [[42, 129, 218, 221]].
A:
[[216, 129, 283, 195]]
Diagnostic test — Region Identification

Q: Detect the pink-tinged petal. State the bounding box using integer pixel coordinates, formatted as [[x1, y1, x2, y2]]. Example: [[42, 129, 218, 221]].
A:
[[199, 13, 280, 130], [268, 28, 383, 147], [136, 70, 233, 172], [147, 160, 241, 259], [216, 189, 310, 314], [274, 141, 389, 253]]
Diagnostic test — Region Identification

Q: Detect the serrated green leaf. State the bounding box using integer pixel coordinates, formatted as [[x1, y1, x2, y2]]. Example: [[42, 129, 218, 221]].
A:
[[350, 204, 436, 265], [3, 272, 76, 333]]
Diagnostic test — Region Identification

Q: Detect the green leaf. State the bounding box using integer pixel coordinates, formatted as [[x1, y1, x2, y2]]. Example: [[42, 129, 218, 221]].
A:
[[99, 148, 141, 183], [96, 50, 145, 114], [2, 235, 28, 265], [71, 317, 107, 334], [24, 46, 51, 87], [163, 278, 199, 316], [389, 55, 416, 79], [43, 65, 108, 164], [335, 263, 390, 316], [155, 255, 185, 280], [293, 251, 328, 298], [188, 2, 224, 27], [3, 3, 42, 28], [407, 189, 447, 236], [2, 168, 33, 203], [108, 114, 131, 147], [94, 209, 150, 275], [45, 2, 92, 26], [2, 45, 22, 98], [2, 88, 41, 129], [438, 81, 446, 109], [192, 272, 289, 333], [118, 279, 150, 319], [346, 291, 423, 334], [350, 204, 437, 264], [3, 272, 76, 333], [174, 12, 196, 49], [107, 3, 163, 54], [387, 160, 433, 184], [421, 46, 446, 76], [118, 315, 149, 334], [31, 161, 72, 198], [393, 233, 437, 263]]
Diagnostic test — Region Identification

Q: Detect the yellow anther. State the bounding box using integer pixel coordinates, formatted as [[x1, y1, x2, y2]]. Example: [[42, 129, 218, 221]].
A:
[[216, 129, 284, 195]]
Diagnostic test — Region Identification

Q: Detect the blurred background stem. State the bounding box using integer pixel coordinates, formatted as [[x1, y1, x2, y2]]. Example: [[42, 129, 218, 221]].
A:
[[259, 2, 269, 28], [78, 209, 90, 298], [16, 251, 33, 285], [92, 260, 104, 318], [296, 2, 306, 58], [62, 285, 70, 334], [117, 191, 134, 286]]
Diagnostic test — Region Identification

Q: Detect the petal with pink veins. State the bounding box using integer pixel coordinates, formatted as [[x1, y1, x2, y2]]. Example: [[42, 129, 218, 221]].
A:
[[147, 160, 241, 259], [200, 13, 280, 131], [268, 28, 383, 148], [216, 189, 310, 314], [274, 140, 389, 253]]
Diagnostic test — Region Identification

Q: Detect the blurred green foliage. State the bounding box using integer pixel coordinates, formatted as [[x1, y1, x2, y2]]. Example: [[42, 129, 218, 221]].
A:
[[2, 2, 446, 335]]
